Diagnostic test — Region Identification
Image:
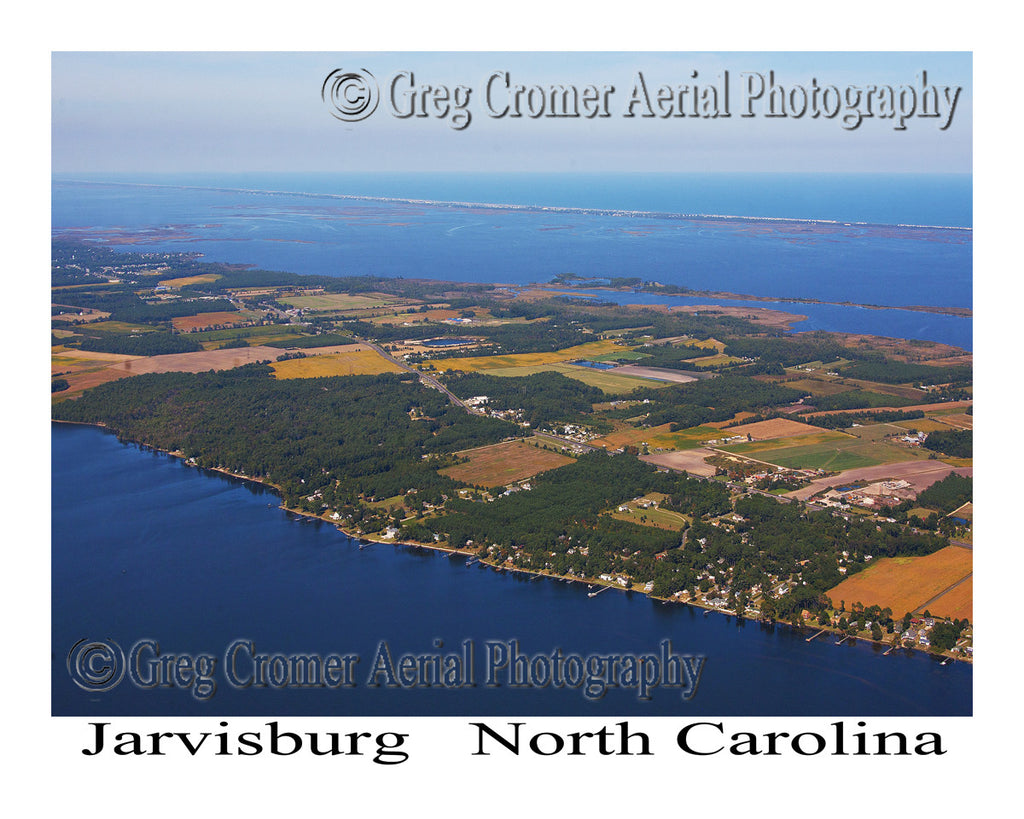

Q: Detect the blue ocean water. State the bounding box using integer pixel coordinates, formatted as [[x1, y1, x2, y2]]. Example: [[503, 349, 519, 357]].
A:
[[52, 423, 971, 717], [51, 173, 972, 348]]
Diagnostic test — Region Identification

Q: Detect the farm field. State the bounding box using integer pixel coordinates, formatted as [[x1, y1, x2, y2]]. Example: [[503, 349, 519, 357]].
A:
[[200, 333, 301, 351], [891, 418, 954, 433], [723, 418, 824, 441], [932, 413, 973, 430], [721, 427, 930, 472], [79, 320, 159, 334], [271, 348, 403, 379], [786, 460, 973, 501], [428, 339, 630, 372], [591, 424, 721, 452], [838, 378, 929, 401], [158, 273, 222, 288], [640, 448, 718, 477], [589, 350, 651, 363], [609, 364, 699, 383], [369, 307, 497, 325], [690, 353, 746, 368], [52, 350, 141, 397], [171, 311, 247, 331], [453, 362, 661, 395], [277, 292, 412, 311], [189, 324, 301, 343], [439, 439, 574, 488], [783, 377, 852, 396], [802, 399, 973, 418], [925, 577, 973, 622], [100, 345, 280, 376], [826, 545, 972, 621]]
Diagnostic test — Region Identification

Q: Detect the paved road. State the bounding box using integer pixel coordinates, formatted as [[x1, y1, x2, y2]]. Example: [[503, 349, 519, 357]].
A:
[[356, 338, 472, 411]]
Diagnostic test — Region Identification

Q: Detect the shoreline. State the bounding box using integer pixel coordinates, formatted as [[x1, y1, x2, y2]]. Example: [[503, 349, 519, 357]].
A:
[[53, 177, 972, 232], [52, 420, 971, 667], [538, 283, 973, 320]]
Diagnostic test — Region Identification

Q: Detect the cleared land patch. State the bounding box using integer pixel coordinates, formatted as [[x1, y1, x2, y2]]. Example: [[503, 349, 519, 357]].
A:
[[271, 349, 403, 379], [446, 362, 660, 395], [439, 439, 574, 487], [640, 448, 718, 477], [826, 546, 972, 621], [608, 500, 689, 531]]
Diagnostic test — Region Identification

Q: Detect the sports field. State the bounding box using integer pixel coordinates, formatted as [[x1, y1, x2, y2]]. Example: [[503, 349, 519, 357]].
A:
[[439, 439, 574, 487], [826, 546, 972, 621]]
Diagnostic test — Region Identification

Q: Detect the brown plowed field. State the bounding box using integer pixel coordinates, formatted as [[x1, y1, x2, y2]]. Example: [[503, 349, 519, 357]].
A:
[[171, 311, 246, 331], [640, 448, 718, 477], [440, 439, 574, 487], [826, 545, 973, 620]]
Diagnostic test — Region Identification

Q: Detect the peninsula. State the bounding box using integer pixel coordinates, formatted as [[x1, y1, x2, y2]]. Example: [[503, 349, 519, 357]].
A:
[[51, 238, 974, 661]]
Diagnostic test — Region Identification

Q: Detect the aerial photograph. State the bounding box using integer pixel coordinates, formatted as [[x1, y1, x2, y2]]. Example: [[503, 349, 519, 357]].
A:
[[51, 52, 973, 718]]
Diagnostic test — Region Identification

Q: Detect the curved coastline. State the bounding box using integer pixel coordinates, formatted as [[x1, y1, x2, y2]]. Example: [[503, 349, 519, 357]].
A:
[[51, 418, 972, 667]]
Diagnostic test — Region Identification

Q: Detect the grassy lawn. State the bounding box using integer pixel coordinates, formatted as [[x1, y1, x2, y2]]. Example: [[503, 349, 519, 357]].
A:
[[608, 504, 689, 531]]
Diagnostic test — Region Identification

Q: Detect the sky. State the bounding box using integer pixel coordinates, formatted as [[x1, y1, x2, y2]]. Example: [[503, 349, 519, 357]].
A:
[[51, 51, 972, 174]]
